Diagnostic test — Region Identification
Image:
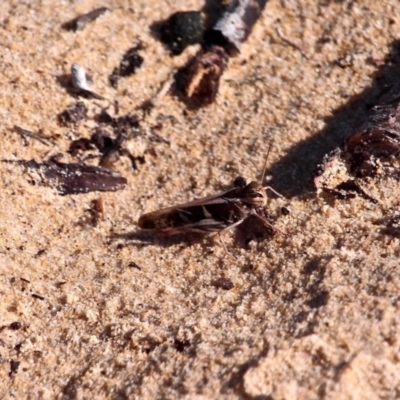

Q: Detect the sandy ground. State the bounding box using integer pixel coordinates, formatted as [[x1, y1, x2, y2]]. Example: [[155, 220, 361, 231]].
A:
[[0, 0, 400, 399]]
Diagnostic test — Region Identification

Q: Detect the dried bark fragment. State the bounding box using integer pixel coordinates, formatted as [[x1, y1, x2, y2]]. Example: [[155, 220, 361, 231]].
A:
[[58, 102, 88, 126], [177, 45, 229, 105], [63, 7, 110, 31], [175, 0, 268, 105], [160, 11, 204, 55], [109, 44, 144, 88], [315, 89, 400, 199], [19, 159, 127, 195]]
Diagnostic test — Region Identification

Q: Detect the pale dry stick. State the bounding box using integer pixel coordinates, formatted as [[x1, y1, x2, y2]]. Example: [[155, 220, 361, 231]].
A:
[[71, 63, 105, 100]]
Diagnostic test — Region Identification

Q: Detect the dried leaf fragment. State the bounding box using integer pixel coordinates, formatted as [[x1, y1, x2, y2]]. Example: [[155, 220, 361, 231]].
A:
[[19, 159, 127, 195], [63, 7, 110, 31]]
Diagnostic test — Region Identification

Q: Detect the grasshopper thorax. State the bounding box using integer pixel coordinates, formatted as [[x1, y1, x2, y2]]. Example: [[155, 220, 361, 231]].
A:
[[242, 181, 267, 208]]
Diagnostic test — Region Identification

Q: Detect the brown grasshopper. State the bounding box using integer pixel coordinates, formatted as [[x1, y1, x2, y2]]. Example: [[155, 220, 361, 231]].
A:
[[138, 161, 282, 251]]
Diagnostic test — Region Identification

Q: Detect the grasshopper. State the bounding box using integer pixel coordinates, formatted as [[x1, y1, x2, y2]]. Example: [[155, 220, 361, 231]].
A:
[[138, 158, 282, 251]]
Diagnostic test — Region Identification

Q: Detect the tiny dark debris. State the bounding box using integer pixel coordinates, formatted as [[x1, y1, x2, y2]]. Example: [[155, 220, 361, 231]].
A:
[[31, 293, 45, 300], [58, 101, 88, 126], [9, 322, 22, 330], [68, 138, 96, 156], [159, 11, 204, 55], [91, 113, 144, 168], [62, 7, 110, 31], [213, 277, 234, 290], [306, 290, 330, 309], [281, 206, 290, 216], [174, 338, 191, 352], [376, 212, 400, 237], [9, 359, 20, 377], [127, 261, 141, 270], [109, 44, 144, 88], [34, 249, 46, 257]]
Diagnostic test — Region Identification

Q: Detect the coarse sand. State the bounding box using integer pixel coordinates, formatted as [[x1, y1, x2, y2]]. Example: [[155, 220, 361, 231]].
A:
[[0, 1, 399, 398]]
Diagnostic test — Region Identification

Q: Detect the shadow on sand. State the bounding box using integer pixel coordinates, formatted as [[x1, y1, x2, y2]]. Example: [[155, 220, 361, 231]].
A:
[[266, 40, 400, 198]]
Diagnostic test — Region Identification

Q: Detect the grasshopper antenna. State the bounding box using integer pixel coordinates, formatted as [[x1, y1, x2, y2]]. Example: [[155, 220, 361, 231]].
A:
[[262, 143, 285, 198], [260, 143, 273, 185]]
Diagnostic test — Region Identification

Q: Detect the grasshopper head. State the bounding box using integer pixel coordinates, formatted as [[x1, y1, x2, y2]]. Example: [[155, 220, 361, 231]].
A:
[[243, 181, 267, 208]]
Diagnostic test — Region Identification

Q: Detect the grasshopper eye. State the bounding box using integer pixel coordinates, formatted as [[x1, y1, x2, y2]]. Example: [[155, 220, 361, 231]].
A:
[[233, 176, 247, 188]]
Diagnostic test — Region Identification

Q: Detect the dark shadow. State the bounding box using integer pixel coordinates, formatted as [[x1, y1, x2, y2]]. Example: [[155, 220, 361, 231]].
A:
[[231, 214, 276, 250], [108, 229, 216, 251], [373, 212, 400, 238], [221, 346, 270, 397], [55, 73, 80, 98], [55, 73, 73, 90], [109, 215, 275, 254], [266, 39, 400, 198], [55, 73, 101, 99]]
